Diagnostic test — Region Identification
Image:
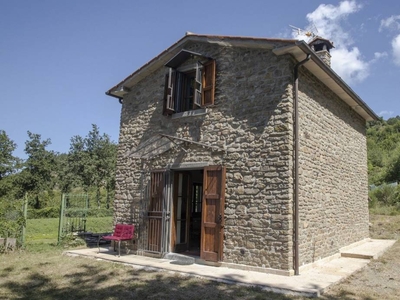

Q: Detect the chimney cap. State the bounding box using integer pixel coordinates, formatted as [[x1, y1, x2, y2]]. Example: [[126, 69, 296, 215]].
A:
[[308, 36, 334, 50]]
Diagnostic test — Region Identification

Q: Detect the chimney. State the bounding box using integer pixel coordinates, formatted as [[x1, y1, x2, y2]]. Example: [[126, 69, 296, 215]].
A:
[[308, 37, 334, 67]]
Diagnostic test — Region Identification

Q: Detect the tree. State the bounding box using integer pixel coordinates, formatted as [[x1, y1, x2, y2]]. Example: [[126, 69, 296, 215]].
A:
[[385, 146, 400, 184], [55, 153, 76, 193], [0, 130, 20, 180], [68, 125, 117, 207], [367, 117, 400, 185], [21, 131, 56, 209]]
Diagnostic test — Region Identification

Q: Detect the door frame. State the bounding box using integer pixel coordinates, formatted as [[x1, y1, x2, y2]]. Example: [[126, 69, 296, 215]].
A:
[[168, 165, 226, 262]]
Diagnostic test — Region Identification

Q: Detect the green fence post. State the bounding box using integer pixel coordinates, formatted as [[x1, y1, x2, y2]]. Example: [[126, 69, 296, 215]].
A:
[[21, 193, 28, 247], [58, 194, 66, 244]]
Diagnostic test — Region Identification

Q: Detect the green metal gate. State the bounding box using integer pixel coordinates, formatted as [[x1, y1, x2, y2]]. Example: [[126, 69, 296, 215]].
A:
[[58, 193, 89, 243]]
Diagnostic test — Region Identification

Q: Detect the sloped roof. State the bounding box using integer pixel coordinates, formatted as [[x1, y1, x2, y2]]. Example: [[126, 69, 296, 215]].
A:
[[106, 33, 378, 121]]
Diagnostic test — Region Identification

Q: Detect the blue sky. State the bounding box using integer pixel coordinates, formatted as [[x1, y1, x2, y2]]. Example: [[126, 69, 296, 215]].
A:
[[1, 0, 400, 159]]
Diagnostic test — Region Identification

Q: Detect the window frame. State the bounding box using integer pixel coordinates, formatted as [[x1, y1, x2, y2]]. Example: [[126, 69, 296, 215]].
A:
[[163, 57, 215, 116]]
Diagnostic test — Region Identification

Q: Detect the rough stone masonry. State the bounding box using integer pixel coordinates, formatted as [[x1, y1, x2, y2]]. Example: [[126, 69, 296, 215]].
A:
[[113, 39, 369, 273]]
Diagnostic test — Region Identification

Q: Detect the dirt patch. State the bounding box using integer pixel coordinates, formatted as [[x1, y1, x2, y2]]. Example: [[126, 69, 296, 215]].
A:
[[321, 215, 400, 300]]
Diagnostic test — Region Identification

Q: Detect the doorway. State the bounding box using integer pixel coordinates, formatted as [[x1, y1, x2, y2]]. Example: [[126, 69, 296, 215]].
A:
[[170, 166, 226, 262], [146, 166, 225, 262], [172, 170, 203, 256]]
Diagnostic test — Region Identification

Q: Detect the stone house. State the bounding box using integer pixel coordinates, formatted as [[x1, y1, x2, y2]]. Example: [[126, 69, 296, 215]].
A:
[[106, 33, 378, 276]]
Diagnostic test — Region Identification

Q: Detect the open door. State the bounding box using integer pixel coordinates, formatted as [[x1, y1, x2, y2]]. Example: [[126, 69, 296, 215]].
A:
[[201, 166, 226, 262], [172, 172, 191, 253]]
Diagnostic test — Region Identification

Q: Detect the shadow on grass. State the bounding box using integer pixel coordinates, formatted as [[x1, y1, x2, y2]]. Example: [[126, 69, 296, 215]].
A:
[[0, 260, 293, 300], [1, 266, 15, 276], [0, 258, 372, 300]]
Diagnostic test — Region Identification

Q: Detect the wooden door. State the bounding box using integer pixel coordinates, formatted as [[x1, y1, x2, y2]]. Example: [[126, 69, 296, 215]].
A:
[[201, 166, 226, 262]]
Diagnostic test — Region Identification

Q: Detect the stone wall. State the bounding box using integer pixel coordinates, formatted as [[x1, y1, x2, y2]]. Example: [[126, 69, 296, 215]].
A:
[[114, 41, 295, 271], [113, 39, 369, 272], [297, 68, 369, 266]]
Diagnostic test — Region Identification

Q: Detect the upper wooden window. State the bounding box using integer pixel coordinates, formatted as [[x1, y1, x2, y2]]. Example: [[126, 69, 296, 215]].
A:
[[163, 57, 216, 116]]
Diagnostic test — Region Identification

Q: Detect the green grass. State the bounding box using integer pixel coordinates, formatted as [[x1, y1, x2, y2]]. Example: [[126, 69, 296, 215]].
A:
[[25, 217, 113, 250], [0, 249, 287, 300], [1, 215, 399, 299]]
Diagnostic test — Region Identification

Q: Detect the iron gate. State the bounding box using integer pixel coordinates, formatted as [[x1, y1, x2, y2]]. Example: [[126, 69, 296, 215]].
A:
[[58, 193, 89, 243], [138, 170, 171, 255]]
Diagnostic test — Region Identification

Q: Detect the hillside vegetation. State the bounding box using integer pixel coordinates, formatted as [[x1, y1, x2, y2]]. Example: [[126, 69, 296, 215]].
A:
[[367, 116, 400, 213]]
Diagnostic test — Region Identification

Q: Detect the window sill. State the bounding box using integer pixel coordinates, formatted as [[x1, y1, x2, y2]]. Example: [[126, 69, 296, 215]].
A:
[[171, 108, 207, 119]]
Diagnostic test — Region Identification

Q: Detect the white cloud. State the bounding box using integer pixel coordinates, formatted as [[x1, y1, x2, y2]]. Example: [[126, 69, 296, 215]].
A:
[[379, 15, 400, 32], [369, 51, 388, 64], [304, 0, 362, 46], [380, 15, 400, 66], [379, 110, 395, 117], [392, 34, 400, 66], [374, 52, 388, 59], [293, 1, 380, 84], [331, 47, 369, 82]]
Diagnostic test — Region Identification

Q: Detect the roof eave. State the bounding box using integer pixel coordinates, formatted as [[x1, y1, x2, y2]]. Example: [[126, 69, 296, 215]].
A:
[[105, 34, 297, 98], [273, 41, 378, 121]]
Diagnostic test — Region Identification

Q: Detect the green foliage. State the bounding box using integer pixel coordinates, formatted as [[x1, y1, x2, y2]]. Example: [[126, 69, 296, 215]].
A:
[[63, 124, 117, 208], [0, 197, 25, 239], [0, 131, 23, 200], [369, 184, 398, 206], [367, 116, 400, 185], [58, 233, 87, 247], [367, 117, 400, 211], [20, 131, 57, 209], [0, 130, 21, 180], [0, 125, 117, 217], [28, 207, 60, 219], [369, 183, 400, 215], [86, 208, 113, 218], [385, 146, 400, 183]]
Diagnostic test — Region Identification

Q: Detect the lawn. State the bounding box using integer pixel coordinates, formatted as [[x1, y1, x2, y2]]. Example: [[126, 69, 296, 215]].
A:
[[0, 248, 288, 300], [1, 215, 399, 299], [24, 216, 113, 251]]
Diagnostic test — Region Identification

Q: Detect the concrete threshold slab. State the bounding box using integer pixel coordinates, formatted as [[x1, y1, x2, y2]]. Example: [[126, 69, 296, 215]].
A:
[[340, 239, 396, 259], [64, 239, 396, 298]]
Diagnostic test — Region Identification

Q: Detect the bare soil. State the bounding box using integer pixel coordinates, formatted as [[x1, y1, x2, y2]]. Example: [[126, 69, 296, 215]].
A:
[[320, 214, 400, 300]]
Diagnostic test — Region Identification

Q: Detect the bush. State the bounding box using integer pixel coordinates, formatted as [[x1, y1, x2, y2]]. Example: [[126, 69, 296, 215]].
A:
[[27, 207, 113, 219], [0, 197, 25, 242], [86, 208, 113, 218], [369, 184, 398, 206], [28, 207, 60, 219], [369, 183, 400, 215]]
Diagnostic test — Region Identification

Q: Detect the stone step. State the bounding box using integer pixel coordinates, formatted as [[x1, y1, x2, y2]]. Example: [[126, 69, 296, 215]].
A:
[[340, 239, 397, 260], [340, 252, 373, 259], [164, 253, 195, 265]]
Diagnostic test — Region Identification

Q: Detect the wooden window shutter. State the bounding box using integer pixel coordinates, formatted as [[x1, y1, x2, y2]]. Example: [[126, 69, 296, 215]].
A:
[[194, 62, 202, 107], [201, 60, 216, 107], [162, 74, 169, 115], [163, 68, 175, 115]]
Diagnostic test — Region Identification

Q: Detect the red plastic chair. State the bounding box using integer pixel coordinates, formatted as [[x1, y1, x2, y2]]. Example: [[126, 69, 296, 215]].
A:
[[98, 224, 134, 257]]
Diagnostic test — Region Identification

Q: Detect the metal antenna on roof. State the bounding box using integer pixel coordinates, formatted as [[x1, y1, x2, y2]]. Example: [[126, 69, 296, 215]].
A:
[[289, 24, 319, 41]]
